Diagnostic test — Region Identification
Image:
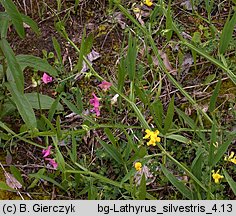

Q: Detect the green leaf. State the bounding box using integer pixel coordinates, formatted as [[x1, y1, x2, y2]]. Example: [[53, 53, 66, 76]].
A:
[[126, 33, 137, 82], [191, 148, 204, 181], [166, 134, 190, 144], [25, 93, 63, 110], [0, 12, 10, 38], [138, 174, 146, 200], [0, 38, 24, 93], [6, 82, 37, 130], [0, 181, 16, 191], [223, 169, 236, 196], [52, 37, 62, 64], [28, 168, 45, 189], [161, 165, 193, 199], [16, 55, 58, 77], [61, 96, 81, 114], [98, 139, 123, 165], [165, 2, 173, 41], [149, 100, 163, 133], [21, 14, 40, 35], [1, 0, 25, 38], [10, 166, 24, 186], [219, 11, 236, 54], [209, 79, 221, 113], [163, 96, 175, 134], [29, 173, 65, 190], [208, 121, 216, 166], [212, 136, 234, 166], [104, 128, 117, 147]]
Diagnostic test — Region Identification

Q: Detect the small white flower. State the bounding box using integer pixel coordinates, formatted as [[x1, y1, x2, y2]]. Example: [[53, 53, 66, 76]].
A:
[[111, 94, 119, 105]]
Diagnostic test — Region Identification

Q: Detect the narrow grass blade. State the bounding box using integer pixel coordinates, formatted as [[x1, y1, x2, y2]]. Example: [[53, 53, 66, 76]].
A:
[[104, 128, 117, 147], [209, 79, 221, 113], [163, 96, 175, 134], [212, 136, 234, 166], [98, 139, 123, 165], [219, 11, 236, 54], [29, 173, 66, 190], [208, 121, 216, 166], [161, 165, 193, 199], [223, 169, 236, 196], [52, 36, 63, 64]]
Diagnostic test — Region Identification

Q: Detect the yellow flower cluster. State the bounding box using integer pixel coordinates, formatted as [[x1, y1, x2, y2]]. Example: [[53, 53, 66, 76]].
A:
[[224, 151, 236, 164], [212, 170, 224, 184], [134, 162, 142, 171], [144, 0, 153, 7], [143, 129, 161, 146]]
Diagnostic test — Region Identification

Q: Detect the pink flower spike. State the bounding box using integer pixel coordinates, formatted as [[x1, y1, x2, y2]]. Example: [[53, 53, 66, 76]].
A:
[[98, 81, 112, 91], [90, 93, 101, 116], [42, 73, 53, 84], [45, 158, 58, 169], [42, 146, 52, 158]]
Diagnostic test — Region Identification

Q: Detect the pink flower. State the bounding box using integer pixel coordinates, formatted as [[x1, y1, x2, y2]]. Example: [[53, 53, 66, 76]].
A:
[[90, 92, 100, 116], [42, 73, 53, 84], [42, 146, 52, 158], [98, 81, 112, 91], [45, 158, 58, 169]]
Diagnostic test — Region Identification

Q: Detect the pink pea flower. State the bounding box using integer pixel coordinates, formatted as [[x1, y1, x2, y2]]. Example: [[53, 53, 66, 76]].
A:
[[45, 158, 58, 169], [90, 92, 100, 116], [42, 73, 53, 84], [98, 81, 112, 91], [42, 146, 52, 158]]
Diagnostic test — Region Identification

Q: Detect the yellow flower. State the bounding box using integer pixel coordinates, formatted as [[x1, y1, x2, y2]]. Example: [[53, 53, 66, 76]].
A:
[[224, 151, 236, 164], [212, 170, 224, 184], [134, 162, 142, 171], [144, 129, 160, 146], [144, 0, 153, 7]]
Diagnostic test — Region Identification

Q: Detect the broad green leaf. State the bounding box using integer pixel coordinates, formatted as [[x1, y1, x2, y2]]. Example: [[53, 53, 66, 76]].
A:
[[219, 11, 236, 54], [16, 55, 58, 76], [0, 181, 16, 191], [223, 169, 236, 196], [161, 165, 193, 199], [1, 0, 25, 38], [21, 14, 40, 35], [25, 93, 63, 110], [10, 166, 24, 186], [0, 12, 10, 38], [138, 174, 146, 200], [0, 38, 24, 93], [209, 79, 221, 113], [98, 139, 123, 165], [6, 82, 37, 130], [163, 96, 175, 134]]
